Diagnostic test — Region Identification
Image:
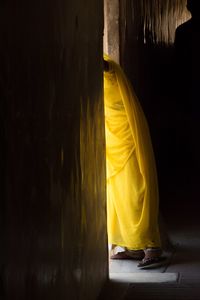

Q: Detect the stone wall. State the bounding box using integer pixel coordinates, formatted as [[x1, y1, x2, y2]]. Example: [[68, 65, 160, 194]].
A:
[[119, 0, 190, 208], [0, 1, 107, 299]]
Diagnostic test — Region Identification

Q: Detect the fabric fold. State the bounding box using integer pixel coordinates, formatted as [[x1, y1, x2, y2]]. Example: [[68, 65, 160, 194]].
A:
[[104, 54, 161, 250]]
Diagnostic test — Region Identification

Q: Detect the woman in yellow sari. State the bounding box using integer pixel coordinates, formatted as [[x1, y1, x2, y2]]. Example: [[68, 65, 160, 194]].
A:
[[104, 55, 164, 268]]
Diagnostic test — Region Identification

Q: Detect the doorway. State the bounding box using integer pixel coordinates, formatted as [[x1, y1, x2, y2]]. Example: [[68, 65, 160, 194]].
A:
[[103, 0, 178, 283]]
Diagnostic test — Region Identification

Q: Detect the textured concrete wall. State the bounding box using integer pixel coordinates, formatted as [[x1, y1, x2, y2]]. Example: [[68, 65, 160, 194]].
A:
[[0, 1, 107, 299]]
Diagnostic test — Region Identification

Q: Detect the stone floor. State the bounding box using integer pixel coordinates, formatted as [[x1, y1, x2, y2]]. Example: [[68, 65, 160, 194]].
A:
[[98, 204, 200, 300]]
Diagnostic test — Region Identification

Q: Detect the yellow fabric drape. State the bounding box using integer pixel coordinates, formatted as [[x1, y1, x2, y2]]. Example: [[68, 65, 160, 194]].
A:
[[104, 55, 161, 250]]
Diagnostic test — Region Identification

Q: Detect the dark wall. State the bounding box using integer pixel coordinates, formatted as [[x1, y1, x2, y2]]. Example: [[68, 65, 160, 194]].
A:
[[0, 1, 107, 299], [119, 0, 191, 212]]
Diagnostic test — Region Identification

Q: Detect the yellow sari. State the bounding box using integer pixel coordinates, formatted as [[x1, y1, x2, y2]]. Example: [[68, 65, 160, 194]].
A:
[[104, 55, 161, 250]]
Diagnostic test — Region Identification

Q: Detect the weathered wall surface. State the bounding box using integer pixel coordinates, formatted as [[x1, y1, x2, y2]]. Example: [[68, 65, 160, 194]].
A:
[[104, 0, 120, 62], [120, 0, 190, 101], [0, 1, 107, 299], [119, 0, 190, 208]]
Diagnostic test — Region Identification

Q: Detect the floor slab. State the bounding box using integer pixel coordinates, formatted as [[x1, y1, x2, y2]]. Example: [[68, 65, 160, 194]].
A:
[[109, 272, 179, 283]]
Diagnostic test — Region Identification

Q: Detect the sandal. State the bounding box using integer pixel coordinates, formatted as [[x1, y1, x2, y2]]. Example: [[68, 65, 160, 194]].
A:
[[110, 249, 144, 260], [137, 256, 167, 269]]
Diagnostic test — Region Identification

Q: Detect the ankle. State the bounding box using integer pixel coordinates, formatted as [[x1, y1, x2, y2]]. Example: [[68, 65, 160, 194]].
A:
[[144, 248, 162, 259]]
